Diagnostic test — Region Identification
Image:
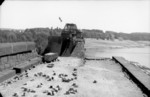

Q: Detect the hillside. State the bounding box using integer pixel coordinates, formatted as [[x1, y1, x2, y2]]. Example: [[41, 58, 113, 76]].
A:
[[0, 28, 61, 55], [82, 29, 150, 41], [1, 28, 149, 55]]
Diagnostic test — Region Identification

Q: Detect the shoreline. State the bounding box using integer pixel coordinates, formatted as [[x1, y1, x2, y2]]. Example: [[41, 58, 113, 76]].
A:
[[130, 61, 150, 76], [0, 38, 149, 97], [85, 38, 150, 69], [85, 39, 150, 50], [85, 56, 150, 77]]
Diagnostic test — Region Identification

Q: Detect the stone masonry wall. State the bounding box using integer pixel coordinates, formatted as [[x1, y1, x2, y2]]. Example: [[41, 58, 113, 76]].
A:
[[0, 42, 38, 71], [71, 41, 85, 58]]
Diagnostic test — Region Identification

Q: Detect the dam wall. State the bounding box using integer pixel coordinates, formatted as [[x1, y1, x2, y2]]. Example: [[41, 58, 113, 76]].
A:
[[71, 41, 85, 58], [0, 42, 42, 83], [0, 42, 39, 71]]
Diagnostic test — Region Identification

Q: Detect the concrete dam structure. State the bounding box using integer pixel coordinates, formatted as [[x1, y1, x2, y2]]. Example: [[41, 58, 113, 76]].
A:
[[0, 42, 42, 82], [0, 24, 149, 97], [0, 23, 85, 85], [43, 23, 84, 57]]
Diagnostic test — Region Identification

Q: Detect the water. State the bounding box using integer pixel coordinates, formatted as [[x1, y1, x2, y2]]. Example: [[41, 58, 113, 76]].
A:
[[86, 47, 150, 68]]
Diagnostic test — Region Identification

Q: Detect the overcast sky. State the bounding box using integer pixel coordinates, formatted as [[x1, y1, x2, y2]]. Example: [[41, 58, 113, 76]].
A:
[[0, 0, 150, 33]]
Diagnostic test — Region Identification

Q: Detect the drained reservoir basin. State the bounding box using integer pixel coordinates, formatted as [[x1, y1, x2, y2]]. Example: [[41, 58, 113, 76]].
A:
[[0, 57, 144, 97], [0, 39, 147, 97]]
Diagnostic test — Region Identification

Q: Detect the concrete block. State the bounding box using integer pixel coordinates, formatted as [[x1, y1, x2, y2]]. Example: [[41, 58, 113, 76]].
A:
[[12, 55, 17, 61], [4, 63, 11, 69], [26, 42, 35, 51], [33, 51, 39, 58], [0, 42, 36, 57], [13, 57, 42, 74], [0, 70, 16, 83], [25, 53, 30, 61], [44, 53, 58, 62], [0, 64, 5, 71], [8, 56, 13, 62], [0, 43, 12, 56], [28, 53, 33, 59], [0, 58, 1, 65], [8, 60, 16, 67], [30, 53, 34, 58], [13, 61, 30, 73], [1, 57, 8, 65], [21, 54, 26, 62], [27, 53, 31, 58], [29, 57, 42, 66], [19, 54, 24, 62], [8, 56, 17, 67], [12, 42, 27, 54], [23, 53, 28, 61], [16, 54, 21, 62], [16, 54, 21, 64]]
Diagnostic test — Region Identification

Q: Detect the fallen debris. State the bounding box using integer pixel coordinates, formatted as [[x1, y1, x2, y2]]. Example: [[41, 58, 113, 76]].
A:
[[47, 64, 54, 68], [93, 80, 97, 84]]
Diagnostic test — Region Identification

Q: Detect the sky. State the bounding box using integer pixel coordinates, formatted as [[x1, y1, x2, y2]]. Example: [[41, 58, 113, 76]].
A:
[[0, 0, 150, 33]]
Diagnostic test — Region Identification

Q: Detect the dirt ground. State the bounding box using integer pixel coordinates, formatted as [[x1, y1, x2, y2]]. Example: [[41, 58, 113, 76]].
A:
[[78, 59, 144, 97], [0, 38, 145, 97], [0, 57, 144, 97], [0, 57, 82, 97]]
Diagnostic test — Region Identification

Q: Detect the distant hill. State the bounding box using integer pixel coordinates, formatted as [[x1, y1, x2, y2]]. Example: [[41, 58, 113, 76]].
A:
[[82, 29, 150, 41], [0, 28, 149, 54]]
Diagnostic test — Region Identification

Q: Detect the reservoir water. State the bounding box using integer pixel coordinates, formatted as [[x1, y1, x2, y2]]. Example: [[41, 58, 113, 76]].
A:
[[86, 47, 150, 68]]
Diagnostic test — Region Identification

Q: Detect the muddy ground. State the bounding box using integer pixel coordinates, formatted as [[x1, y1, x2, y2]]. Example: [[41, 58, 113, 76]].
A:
[[0, 57, 144, 97], [0, 38, 146, 97]]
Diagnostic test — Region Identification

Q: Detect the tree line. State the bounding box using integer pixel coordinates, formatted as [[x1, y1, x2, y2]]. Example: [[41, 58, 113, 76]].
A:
[[82, 29, 150, 41], [0, 28, 61, 55], [0, 28, 150, 54]]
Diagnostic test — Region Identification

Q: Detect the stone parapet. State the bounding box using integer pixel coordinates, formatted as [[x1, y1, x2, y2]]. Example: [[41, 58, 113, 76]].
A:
[[0, 42, 38, 71], [0, 42, 35, 57]]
